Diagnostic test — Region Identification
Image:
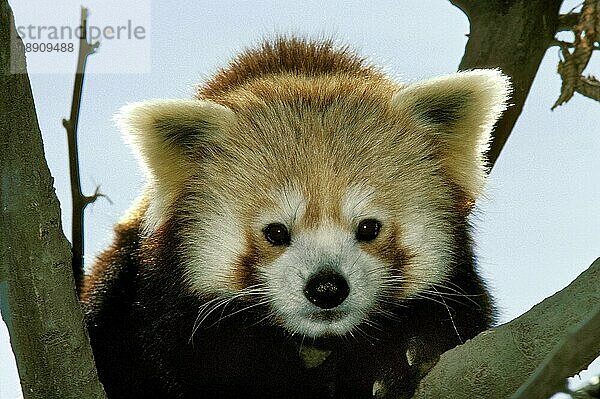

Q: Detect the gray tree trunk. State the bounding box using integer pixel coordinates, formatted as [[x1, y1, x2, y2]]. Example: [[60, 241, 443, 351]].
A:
[[452, 0, 564, 168], [0, 0, 106, 397]]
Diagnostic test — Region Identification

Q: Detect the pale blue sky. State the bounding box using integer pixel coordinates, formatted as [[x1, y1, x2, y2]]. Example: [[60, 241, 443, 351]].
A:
[[2, 1, 599, 398]]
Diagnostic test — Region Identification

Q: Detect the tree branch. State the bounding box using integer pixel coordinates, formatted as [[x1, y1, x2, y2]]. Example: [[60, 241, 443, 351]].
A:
[[558, 12, 582, 32], [62, 7, 101, 293], [0, 0, 106, 397], [412, 258, 600, 399], [512, 304, 600, 399], [550, 39, 600, 51], [451, 0, 563, 169]]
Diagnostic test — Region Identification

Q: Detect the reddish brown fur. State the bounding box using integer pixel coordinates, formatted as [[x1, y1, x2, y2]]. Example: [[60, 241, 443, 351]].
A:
[[80, 200, 148, 303], [231, 227, 286, 290], [82, 37, 502, 399], [198, 37, 385, 101]]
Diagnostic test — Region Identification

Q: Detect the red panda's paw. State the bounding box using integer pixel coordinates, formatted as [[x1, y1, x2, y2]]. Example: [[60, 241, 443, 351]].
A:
[[372, 361, 422, 399]]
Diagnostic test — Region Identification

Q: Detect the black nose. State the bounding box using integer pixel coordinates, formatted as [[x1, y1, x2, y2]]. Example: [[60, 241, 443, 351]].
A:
[[303, 270, 350, 309]]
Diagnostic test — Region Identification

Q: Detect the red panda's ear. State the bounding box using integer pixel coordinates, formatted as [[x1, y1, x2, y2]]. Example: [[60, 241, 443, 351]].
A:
[[115, 99, 235, 178], [114, 99, 235, 231], [392, 69, 511, 199]]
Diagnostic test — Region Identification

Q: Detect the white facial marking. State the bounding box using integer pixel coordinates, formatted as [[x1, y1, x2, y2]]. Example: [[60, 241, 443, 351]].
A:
[[344, 183, 454, 298], [341, 183, 387, 225], [255, 185, 306, 230], [185, 202, 245, 295], [180, 182, 455, 337], [262, 222, 388, 338], [399, 202, 453, 296]]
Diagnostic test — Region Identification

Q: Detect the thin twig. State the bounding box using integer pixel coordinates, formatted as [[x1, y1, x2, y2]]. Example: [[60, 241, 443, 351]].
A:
[[557, 12, 582, 32], [62, 7, 100, 293], [550, 39, 600, 51]]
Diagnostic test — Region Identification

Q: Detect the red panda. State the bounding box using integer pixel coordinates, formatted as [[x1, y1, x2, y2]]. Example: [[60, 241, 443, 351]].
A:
[[81, 37, 510, 399]]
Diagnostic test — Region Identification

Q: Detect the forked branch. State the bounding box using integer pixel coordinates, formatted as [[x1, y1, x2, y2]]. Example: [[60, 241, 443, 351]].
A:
[[62, 7, 101, 292]]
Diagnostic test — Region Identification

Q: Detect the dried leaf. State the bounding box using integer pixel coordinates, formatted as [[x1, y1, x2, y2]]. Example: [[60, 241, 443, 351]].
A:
[[553, 0, 600, 109]]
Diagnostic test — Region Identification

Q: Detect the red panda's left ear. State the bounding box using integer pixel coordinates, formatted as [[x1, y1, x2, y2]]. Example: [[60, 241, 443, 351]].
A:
[[392, 69, 511, 199], [114, 99, 235, 231]]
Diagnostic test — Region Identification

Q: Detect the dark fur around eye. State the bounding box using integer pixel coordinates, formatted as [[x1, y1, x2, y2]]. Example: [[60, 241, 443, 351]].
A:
[[263, 223, 291, 246], [355, 219, 381, 242]]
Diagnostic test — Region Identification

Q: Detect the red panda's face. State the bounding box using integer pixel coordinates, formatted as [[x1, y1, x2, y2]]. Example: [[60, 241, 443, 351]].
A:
[[116, 70, 510, 338], [246, 183, 422, 338], [183, 165, 457, 338], [175, 94, 457, 337]]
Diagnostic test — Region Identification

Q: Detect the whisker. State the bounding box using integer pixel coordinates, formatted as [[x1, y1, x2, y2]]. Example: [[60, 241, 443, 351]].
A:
[[208, 299, 273, 328], [190, 296, 227, 343], [361, 318, 385, 334], [353, 325, 378, 345], [298, 334, 307, 355], [429, 280, 479, 297], [420, 281, 483, 308], [189, 283, 271, 342], [432, 286, 463, 344], [249, 308, 278, 328]]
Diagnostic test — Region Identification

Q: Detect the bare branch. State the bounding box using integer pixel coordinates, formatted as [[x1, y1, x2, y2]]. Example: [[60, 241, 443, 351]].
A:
[[558, 12, 582, 32], [451, 0, 563, 169], [550, 39, 600, 50], [83, 185, 113, 207], [511, 305, 600, 399], [62, 7, 102, 292]]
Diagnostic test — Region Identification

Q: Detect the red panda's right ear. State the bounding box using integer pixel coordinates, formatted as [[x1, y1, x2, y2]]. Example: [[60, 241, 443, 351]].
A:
[[114, 99, 235, 231]]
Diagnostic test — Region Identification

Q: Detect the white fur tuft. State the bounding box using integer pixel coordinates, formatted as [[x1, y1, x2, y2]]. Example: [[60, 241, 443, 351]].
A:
[[185, 201, 245, 296], [392, 69, 511, 198], [114, 99, 235, 232]]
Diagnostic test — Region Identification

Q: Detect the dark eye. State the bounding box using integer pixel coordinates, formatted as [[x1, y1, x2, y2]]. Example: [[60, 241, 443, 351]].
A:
[[263, 223, 291, 246], [355, 219, 381, 242]]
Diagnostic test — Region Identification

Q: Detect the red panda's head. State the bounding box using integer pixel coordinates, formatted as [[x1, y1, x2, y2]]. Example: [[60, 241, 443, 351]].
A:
[[116, 69, 509, 338]]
